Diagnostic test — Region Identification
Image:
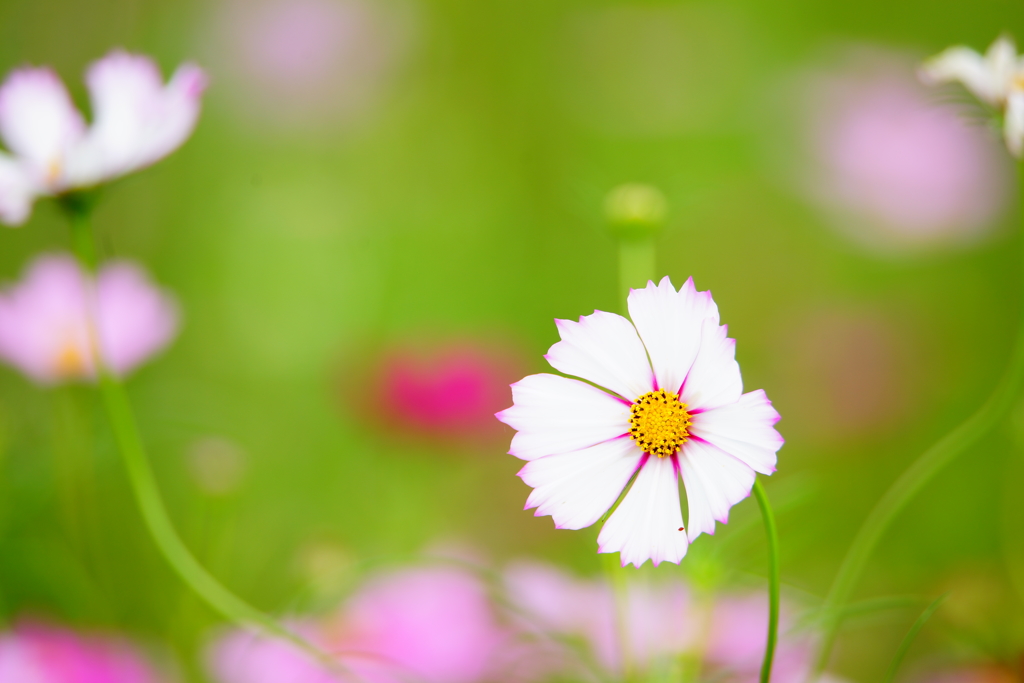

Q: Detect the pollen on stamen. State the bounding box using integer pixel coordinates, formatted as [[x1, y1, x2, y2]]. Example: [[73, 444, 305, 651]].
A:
[[628, 388, 692, 457]]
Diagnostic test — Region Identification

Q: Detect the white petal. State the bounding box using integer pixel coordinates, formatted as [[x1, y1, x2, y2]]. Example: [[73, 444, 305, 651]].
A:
[[987, 35, 1019, 99], [545, 310, 654, 400], [679, 438, 755, 542], [497, 373, 631, 461], [1006, 91, 1024, 158], [920, 42, 1008, 105], [520, 436, 643, 530], [627, 276, 719, 395], [0, 67, 85, 177], [597, 455, 688, 568], [69, 51, 206, 186], [679, 320, 742, 411], [689, 390, 783, 476], [0, 153, 37, 226]]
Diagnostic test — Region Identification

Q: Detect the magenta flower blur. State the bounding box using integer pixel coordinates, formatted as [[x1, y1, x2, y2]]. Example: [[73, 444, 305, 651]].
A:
[[0, 254, 178, 383], [327, 566, 507, 683], [354, 339, 523, 445], [497, 277, 783, 568], [0, 620, 162, 683], [800, 52, 1009, 252], [0, 50, 206, 225]]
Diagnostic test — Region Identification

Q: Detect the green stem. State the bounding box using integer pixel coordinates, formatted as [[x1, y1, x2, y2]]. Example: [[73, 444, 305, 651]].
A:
[[68, 202, 98, 272], [65, 208, 349, 678], [601, 553, 633, 682], [881, 593, 947, 683], [811, 160, 1024, 675], [618, 238, 656, 302], [752, 478, 779, 683]]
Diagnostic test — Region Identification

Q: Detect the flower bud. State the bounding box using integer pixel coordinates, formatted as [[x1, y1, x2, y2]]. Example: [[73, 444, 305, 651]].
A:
[[604, 183, 667, 241]]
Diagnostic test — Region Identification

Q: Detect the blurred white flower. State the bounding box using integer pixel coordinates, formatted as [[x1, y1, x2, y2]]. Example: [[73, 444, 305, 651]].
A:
[[921, 35, 1024, 156], [0, 50, 206, 225]]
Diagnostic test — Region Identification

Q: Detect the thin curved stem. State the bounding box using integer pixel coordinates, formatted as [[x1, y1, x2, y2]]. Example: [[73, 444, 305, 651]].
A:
[[811, 161, 1024, 675], [753, 478, 780, 683], [881, 593, 947, 683], [65, 208, 349, 679]]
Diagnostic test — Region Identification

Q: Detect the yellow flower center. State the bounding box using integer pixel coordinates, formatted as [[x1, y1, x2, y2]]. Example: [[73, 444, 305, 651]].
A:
[[628, 389, 692, 457], [53, 343, 87, 379]]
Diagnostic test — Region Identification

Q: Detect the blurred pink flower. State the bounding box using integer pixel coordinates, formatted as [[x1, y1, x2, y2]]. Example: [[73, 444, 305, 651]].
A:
[[504, 560, 694, 677], [214, 0, 411, 128], [0, 620, 162, 683], [208, 622, 339, 683], [0, 50, 206, 225], [705, 595, 816, 683], [798, 50, 1009, 252], [353, 339, 523, 446], [326, 566, 507, 683], [0, 254, 178, 384], [505, 561, 830, 683]]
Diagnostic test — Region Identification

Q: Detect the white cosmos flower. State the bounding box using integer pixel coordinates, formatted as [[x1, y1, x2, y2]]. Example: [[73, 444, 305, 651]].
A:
[[920, 35, 1024, 156], [0, 50, 207, 226], [496, 277, 783, 568]]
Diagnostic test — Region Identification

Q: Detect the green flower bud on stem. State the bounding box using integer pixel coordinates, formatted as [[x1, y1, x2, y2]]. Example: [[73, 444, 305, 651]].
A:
[[605, 183, 667, 241]]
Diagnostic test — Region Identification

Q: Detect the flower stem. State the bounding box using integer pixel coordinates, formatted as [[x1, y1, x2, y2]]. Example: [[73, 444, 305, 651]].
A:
[[752, 478, 779, 683], [69, 206, 98, 272], [65, 207, 349, 678], [880, 593, 947, 683], [811, 160, 1024, 675], [618, 238, 656, 302]]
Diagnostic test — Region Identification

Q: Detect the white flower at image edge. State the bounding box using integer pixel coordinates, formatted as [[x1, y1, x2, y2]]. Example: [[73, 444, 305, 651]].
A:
[[0, 50, 207, 225], [497, 277, 783, 568], [920, 35, 1024, 157]]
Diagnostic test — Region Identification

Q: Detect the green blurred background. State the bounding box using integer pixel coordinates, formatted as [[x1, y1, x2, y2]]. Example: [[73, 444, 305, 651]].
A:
[[1, 0, 1024, 679]]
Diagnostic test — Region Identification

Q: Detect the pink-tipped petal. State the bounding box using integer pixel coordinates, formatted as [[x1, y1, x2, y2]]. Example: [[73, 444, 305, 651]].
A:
[[498, 373, 631, 461], [95, 261, 178, 375], [521, 436, 643, 530], [689, 390, 783, 475], [679, 320, 742, 411], [0, 67, 85, 181], [70, 50, 206, 185], [545, 310, 654, 400], [597, 456, 688, 568], [627, 276, 719, 395], [678, 438, 755, 542]]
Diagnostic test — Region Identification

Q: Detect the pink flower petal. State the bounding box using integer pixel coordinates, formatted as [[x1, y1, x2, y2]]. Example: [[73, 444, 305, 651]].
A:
[[95, 261, 178, 375]]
